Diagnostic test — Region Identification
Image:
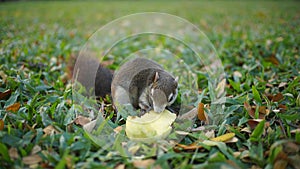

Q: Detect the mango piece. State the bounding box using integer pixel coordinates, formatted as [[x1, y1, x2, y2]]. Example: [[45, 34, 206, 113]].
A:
[[125, 110, 176, 142]]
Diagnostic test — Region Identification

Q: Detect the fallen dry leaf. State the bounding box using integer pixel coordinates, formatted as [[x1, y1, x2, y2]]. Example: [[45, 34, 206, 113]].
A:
[[291, 128, 300, 134], [175, 133, 236, 151], [233, 71, 242, 78], [74, 115, 91, 126], [274, 160, 288, 169], [0, 89, 12, 100], [225, 137, 239, 143], [114, 126, 123, 133], [241, 127, 251, 133], [31, 145, 42, 155], [190, 126, 205, 132], [128, 145, 140, 155], [283, 142, 299, 154], [83, 119, 97, 133], [258, 106, 266, 114], [0, 119, 4, 131], [244, 102, 254, 117], [175, 130, 190, 135], [175, 142, 203, 151], [204, 130, 215, 139], [266, 54, 280, 65], [43, 125, 60, 135], [216, 78, 226, 98], [233, 152, 241, 158], [133, 159, 160, 169], [5, 102, 21, 112], [272, 93, 284, 102], [9, 147, 19, 159], [245, 102, 265, 119], [278, 82, 287, 88], [247, 119, 264, 130], [210, 133, 235, 142], [22, 154, 42, 165], [278, 104, 287, 112], [240, 150, 252, 163], [0, 70, 8, 82], [178, 107, 197, 120], [197, 102, 206, 121], [114, 164, 125, 169]]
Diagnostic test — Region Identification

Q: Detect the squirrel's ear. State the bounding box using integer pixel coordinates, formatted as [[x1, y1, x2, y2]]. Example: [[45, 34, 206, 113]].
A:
[[154, 72, 159, 82], [175, 76, 179, 83]]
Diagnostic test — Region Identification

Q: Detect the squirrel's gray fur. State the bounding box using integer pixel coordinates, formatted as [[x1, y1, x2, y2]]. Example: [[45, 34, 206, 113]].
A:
[[111, 57, 178, 113]]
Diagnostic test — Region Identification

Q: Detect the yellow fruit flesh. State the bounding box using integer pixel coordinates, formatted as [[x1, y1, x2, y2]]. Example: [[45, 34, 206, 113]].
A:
[[125, 110, 176, 142]]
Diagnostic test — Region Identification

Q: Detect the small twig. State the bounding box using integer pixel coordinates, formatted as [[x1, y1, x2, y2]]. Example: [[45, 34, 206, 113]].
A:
[[287, 122, 299, 128], [276, 119, 287, 138]]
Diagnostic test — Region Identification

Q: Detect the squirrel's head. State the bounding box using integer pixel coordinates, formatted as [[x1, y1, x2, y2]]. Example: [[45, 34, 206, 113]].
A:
[[150, 72, 178, 113]]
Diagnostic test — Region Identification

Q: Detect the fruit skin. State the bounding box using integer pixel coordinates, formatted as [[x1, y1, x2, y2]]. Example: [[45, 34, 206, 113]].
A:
[[125, 110, 177, 142]]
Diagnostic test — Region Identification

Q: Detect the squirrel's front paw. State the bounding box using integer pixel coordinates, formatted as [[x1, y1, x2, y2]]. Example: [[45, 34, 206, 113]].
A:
[[138, 103, 152, 116]]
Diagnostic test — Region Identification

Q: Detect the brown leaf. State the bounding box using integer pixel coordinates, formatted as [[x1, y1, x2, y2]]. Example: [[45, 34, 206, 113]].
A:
[[43, 125, 60, 135], [244, 102, 254, 117], [283, 142, 299, 154], [0, 119, 4, 131], [272, 93, 284, 102], [258, 106, 266, 114], [74, 116, 91, 126], [175, 142, 203, 151], [248, 119, 264, 130], [22, 154, 42, 165], [251, 165, 263, 169], [278, 104, 287, 112], [266, 54, 279, 65], [289, 153, 300, 169], [114, 126, 123, 133], [233, 152, 241, 158], [9, 147, 19, 159], [132, 159, 160, 169], [197, 102, 206, 121], [245, 102, 265, 119], [274, 160, 288, 169], [114, 164, 125, 169], [0, 70, 8, 82], [0, 89, 12, 100], [5, 102, 21, 112], [40, 162, 52, 168]]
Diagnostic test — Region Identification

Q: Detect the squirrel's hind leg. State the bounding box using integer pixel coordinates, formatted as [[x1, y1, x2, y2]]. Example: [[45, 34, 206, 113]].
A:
[[113, 86, 131, 105]]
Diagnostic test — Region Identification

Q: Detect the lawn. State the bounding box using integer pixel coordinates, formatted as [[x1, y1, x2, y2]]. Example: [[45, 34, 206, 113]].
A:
[[0, 1, 300, 168]]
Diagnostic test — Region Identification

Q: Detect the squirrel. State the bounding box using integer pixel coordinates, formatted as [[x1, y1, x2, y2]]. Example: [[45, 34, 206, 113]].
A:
[[111, 57, 178, 113], [72, 55, 178, 114]]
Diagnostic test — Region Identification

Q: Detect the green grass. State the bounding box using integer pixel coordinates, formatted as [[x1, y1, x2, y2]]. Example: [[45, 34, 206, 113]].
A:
[[1, 1, 300, 168]]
